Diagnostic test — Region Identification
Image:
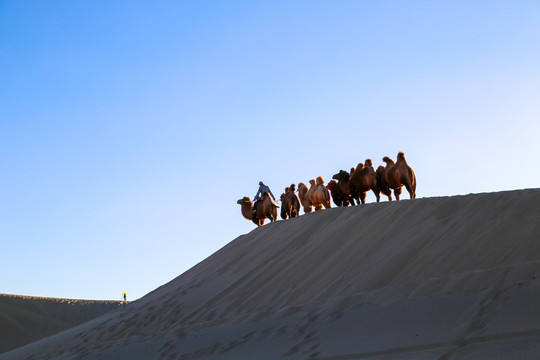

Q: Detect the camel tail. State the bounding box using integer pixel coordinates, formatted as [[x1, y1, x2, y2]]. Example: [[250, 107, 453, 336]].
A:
[[316, 176, 325, 185]]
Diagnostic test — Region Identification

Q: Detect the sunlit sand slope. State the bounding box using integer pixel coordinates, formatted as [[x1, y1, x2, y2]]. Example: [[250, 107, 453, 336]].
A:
[[3, 189, 540, 359]]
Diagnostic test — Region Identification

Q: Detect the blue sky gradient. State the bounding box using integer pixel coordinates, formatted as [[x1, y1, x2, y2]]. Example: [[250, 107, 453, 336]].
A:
[[1, 1, 539, 300]]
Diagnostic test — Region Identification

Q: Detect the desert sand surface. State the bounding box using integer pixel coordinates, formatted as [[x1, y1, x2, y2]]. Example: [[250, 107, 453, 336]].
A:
[[2, 189, 540, 359], [0, 294, 123, 355]]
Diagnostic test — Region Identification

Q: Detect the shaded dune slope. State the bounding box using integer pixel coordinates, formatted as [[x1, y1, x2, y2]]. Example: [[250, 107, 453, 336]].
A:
[[0, 295, 122, 354], [3, 189, 540, 359]]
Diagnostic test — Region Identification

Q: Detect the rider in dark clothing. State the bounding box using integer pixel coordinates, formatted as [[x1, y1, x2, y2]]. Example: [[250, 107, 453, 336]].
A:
[[253, 181, 276, 215]]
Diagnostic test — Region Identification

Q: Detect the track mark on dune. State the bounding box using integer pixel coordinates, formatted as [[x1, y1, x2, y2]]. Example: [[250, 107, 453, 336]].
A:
[[438, 280, 510, 360], [281, 314, 322, 357]]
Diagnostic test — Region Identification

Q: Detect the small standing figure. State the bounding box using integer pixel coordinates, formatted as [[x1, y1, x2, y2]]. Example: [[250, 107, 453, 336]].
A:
[[122, 291, 127, 302]]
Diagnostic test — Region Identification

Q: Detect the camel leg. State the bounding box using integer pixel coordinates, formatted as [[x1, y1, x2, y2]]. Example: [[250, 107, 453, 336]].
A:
[[394, 187, 402, 201], [360, 192, 367, 204], [404, 183, 416, 199], [372, 189, 381, 203]]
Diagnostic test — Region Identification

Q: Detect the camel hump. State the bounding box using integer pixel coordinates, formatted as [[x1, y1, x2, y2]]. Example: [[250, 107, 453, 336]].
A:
[[397, 152, 406, 162], [316, 176, 325, 185], [364, 159, 373, 167]]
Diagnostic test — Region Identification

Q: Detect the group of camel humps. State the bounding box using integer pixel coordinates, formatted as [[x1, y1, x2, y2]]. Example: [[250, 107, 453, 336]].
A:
[[238, 152, 416, 226]]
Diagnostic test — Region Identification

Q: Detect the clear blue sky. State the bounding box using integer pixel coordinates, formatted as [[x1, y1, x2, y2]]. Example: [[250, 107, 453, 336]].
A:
[[1, 1, 539, 301]]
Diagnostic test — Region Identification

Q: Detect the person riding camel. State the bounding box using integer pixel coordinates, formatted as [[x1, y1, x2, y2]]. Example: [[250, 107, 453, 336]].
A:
[[253, 181, 276, 216]]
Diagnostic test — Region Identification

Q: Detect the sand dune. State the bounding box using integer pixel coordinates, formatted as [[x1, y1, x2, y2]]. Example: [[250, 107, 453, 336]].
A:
[[0, 294, 123, 354], [2, 189, 540, 359]]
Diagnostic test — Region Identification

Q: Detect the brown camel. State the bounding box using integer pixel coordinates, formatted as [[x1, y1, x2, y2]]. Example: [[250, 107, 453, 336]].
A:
[[237, 194, 278, 226], [349, 159, 381, 204], [327, 180, 350, 207], [307, 176, 331, 211], [297, 182, 313, 213], [376, 165, 393, 201], [382, 152, 416, 200], [280, 184, 301, 220], [331, 170, 355, 206]]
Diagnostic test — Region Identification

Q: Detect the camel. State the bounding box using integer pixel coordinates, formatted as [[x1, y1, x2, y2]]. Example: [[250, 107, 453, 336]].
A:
[[297, 182, 313, 213], [237, 194, 278, 226], [349, 159, 381, 204], [280, 184, 301, 220], [382, 152, 416, 200], [331, 170, 355, 206], [376, 165, 393, 201], [327, 180, 350, 207], [307, 176, 331, 211]]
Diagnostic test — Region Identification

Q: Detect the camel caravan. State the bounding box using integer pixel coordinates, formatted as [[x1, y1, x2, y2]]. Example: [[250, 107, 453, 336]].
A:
[[237, 152, 416, 227]]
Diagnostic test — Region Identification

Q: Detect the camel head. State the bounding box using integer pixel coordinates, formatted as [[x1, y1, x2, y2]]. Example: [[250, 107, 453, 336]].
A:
[[327, 180, 337, 191], [382, 156, 395, 165], [333, 170, 349, 182], [237, 196, 252, 205]]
